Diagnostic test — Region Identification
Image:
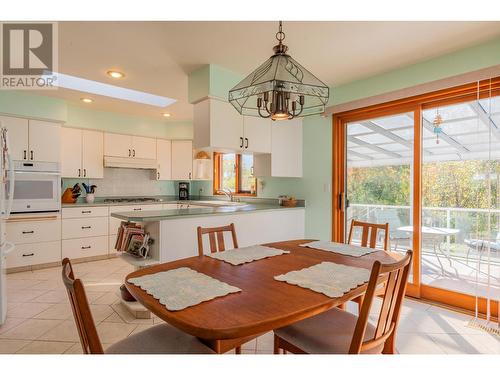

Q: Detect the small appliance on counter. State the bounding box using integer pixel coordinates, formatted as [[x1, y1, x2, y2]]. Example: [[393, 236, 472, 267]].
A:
[[178, 182, 189, 200]]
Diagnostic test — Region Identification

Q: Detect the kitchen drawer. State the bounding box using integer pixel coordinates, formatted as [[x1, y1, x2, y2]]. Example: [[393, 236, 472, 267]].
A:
[[62, 217, 108, 239], [7, 241, 61, 269], [108, 204, 163, 235], [6, 218, 61, 244], [62, 206, 109, 219], [62, 236, 108, 259]]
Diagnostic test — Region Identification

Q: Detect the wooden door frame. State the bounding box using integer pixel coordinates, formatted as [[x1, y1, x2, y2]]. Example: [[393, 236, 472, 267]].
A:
[[331, 76, 500, 316]]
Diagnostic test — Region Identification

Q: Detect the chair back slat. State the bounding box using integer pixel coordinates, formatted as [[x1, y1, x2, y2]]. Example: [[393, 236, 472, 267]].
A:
[[217, 231, 225, 251], [348, 250, 412, 354], [61, 258, 104, 354], [197, 223, 238, 256], [348, 220, 389, 251]]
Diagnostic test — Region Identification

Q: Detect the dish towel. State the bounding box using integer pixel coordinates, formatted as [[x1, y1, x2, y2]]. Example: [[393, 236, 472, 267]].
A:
[[128, 267, 241, 311], [206, 245, 290, 265], [300, 240, 380, 257], [274, 262, 371, 298]]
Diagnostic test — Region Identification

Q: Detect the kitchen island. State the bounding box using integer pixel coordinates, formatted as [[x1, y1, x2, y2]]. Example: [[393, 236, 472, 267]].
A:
[[111, 202, 305, 262]]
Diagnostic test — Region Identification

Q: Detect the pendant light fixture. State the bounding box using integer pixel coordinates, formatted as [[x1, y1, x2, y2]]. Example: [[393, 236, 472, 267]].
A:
[[229, 21, 329, 121]]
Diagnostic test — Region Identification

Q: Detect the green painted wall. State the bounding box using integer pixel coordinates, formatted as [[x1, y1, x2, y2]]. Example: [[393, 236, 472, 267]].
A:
[[188, 64, 241, 103], [0, 91, 67, 122], [331, 36, 500, 106]]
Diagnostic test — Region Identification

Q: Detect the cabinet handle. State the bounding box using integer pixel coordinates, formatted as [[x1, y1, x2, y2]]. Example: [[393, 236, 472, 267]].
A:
[[81, 210, 91, 214], [30, 150, 34, 160], [239, 137, 243, 148], [81, 226, 91, 229], [22, 230, 34, 234], [23, 150, 27, 160], [83, 169, 86, 177], [189, 172, 192, 179], [78, 168, 81, 177], [133, 208, 142, 211], [81, 246, 91, 249], [157, 171, 160, 179], [22, 253, 35, 257], [128, 149, 131, 157], [245, 137, 249, 149], [132, 149, 135, 157]]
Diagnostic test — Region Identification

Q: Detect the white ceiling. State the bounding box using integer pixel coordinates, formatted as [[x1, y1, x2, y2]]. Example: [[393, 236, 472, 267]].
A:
[[31, 21, 500, 121]]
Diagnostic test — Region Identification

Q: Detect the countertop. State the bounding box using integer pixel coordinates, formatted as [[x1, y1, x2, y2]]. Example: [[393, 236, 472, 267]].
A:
[[110, 203, 304, 222], [62, 196, 179, 208]]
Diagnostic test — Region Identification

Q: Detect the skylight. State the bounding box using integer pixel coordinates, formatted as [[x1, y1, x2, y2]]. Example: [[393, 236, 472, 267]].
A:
[[44, 72, 176, 107]]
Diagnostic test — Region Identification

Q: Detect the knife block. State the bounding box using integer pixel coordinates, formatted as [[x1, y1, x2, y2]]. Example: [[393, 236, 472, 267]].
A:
[[61, 188, 78, 204]]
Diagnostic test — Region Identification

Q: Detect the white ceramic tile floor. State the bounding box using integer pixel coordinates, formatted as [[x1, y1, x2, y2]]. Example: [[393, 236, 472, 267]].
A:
[[0, 257, 498, 354]]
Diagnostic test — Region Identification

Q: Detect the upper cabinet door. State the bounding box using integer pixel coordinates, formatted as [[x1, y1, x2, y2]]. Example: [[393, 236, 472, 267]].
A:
[[28, 120, 61, 163], [0, 115, 29, 161], [104, 133, 132, 158], [210, 99, 244, 150], [132, 136, 156, 160], [156, 139, 172, 180], [243, 116, 271, 154], [271, 118, 303, 177], [171, 140, 193, 180], [61, 127, 82, 178], [82, 130, 104, 179]]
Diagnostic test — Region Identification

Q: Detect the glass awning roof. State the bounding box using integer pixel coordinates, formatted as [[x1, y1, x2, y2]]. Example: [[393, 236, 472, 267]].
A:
[[346, 97, 500, 167]]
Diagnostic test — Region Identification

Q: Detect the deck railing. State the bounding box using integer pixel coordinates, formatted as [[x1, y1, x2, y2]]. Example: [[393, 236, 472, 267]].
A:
[[348, 203, 499, 260]]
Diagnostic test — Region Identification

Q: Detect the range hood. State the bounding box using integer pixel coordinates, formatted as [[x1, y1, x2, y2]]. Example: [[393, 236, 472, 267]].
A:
[[104, 156, 158, 169]]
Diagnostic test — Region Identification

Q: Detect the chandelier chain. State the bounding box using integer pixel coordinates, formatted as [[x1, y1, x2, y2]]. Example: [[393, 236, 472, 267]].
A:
[[276, 21, 285, 43]]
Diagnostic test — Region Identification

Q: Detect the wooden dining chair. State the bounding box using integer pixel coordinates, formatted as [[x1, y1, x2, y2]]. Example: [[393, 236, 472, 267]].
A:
[[61, 258, 214, 354], [348, 220, 390, 251], [197, 223, 239, 257], [347, 220, 390, 311], [196, 223, 244, 354], [273, 250, 412, 354]]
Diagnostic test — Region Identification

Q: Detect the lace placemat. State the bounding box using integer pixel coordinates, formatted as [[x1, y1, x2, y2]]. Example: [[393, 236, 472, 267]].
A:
[[274, 262, 371, 298], [300, 240, 380, 257], [128, 267, 241, 311], [206, 245, 290, 265]]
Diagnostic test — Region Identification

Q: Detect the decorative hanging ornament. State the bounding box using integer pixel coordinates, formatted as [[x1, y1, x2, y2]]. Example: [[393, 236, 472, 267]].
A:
[[228, 21, 330, 121], [433, 109, 443, 144]]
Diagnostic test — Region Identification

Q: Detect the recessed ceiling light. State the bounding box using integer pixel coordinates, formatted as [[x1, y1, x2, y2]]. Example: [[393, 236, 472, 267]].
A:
[[162, 113, 171, 118], [107, 70, 125, 79], [81, 97, 93, 103]]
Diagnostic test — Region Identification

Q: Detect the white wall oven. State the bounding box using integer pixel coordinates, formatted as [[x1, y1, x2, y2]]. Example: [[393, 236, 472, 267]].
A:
[[10, 161, 60, 213]]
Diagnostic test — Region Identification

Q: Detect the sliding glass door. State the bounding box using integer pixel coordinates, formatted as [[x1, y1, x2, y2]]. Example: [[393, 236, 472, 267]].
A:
[[421, 95, 499, 315], [333, 76, 500, 313], [345, 111, 417, 285]]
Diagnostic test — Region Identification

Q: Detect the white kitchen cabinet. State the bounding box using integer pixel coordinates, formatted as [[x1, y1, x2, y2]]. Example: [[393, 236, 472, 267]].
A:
[[61, 128, 82, 177], [104, 133, 156, 160], [28, 120, 61, 163], [242, 116, 271, 153], [82, 130, 104, 178], [61, 128, 103, 178], [132, 136, 156, 160], [104, 133, 132, 158], [156, 139, 172, 180], [171, 140, 193, 180], [193, 98, 272, 154], [0, 115, 29, 161], [0, 116, 60, 163], [7, 241, 61, 269], [253, 118, 303, 177]]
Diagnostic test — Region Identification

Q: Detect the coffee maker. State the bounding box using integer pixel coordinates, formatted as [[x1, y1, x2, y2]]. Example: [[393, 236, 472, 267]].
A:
[[178, 182, 189, 200]]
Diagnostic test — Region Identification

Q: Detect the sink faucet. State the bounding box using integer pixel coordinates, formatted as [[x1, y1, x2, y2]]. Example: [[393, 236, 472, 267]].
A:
[[217, 188, 234, 202]]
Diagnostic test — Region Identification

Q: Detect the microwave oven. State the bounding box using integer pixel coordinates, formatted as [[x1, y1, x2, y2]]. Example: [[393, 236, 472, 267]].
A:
[[9, 161, 61, 213]]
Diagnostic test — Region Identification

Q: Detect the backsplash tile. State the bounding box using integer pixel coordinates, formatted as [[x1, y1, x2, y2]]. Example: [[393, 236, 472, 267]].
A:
[[62, 168, 177, 197]]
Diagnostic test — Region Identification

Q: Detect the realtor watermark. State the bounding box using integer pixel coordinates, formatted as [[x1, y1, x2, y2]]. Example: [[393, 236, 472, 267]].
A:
[[0, 22, 58, 89]]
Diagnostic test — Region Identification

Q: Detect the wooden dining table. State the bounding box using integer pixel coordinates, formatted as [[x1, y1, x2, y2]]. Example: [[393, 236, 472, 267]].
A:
[[125, 239, 399, 354]]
